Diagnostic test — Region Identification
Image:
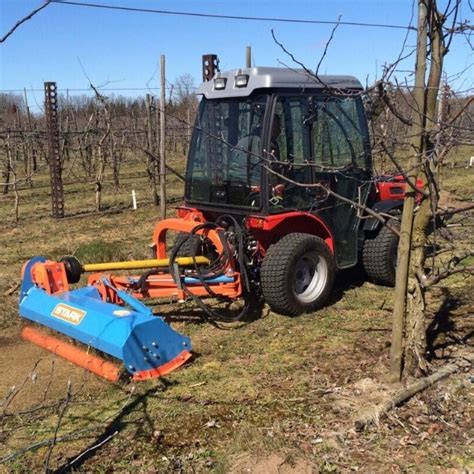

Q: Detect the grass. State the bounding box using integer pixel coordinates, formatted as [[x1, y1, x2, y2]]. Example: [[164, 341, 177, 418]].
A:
[[0, 147, 473, 472], [73, 240, 131, 263]]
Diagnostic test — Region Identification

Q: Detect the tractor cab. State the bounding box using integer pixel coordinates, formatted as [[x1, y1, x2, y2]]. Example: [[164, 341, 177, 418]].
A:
[[185, 66, 373, 269]]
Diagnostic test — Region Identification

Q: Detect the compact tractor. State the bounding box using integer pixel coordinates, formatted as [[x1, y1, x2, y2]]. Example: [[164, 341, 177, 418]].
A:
[[19, 57, 413, 381]]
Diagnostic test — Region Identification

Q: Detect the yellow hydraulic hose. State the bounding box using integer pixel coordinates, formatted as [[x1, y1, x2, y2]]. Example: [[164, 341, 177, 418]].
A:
[[82, 256, 209, 272]]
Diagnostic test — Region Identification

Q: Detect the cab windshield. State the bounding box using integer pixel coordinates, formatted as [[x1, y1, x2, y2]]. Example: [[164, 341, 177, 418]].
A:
[[185, 95, 268, 208]]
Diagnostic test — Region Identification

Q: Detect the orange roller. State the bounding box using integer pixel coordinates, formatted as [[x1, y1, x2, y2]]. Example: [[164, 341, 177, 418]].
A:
[[21, 326, 121, 382]]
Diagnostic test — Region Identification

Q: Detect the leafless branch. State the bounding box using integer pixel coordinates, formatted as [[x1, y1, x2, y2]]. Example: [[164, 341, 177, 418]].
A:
[[139, 147, 185, 181], [380, 143, 429, 197], [271, 29, 342, 93], [0, 1, 51, 43], [262, 161, 401, 236], [377, 82, 413, 126], [315, 15, 341, 77], [419, 250, 474, 287]]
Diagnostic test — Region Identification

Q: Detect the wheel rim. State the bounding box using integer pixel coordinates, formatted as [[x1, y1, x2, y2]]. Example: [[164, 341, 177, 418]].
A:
[[292, 251, 328, 304]]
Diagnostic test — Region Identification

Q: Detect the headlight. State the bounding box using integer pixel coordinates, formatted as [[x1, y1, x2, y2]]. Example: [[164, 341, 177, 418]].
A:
[[235, 74, 249, 88], [214, 77, 227, 90]]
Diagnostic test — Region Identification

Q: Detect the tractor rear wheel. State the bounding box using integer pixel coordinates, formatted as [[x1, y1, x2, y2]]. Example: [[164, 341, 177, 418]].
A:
[[261, 233, 335, 316], [362, 221, 400, 287]]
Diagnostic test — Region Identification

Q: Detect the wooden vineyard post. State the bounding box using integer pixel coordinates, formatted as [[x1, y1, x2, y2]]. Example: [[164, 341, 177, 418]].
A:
[[146, 93, 159, 205], [44, 82, 64, 218], [159, 54, 166, 220]]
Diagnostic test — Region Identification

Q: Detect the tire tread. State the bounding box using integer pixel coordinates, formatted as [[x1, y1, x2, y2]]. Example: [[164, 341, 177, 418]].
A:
[[362, 223, 399, 287], [261, 233, 335, 316]]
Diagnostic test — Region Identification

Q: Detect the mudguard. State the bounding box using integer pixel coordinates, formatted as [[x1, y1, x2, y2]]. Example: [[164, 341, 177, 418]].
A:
[[363, 200, 403, 232]]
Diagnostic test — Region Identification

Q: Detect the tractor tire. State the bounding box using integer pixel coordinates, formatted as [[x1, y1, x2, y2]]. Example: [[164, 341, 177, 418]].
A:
[[172, 233, 219, 263], [261, 233, 336, 316], [362, 220, 400, 287], [173, 232, 201, 258]]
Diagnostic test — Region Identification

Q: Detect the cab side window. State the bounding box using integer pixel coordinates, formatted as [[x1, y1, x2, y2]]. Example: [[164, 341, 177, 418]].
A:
[[311, 97, 365, 169], [269, 96, 313, 211]]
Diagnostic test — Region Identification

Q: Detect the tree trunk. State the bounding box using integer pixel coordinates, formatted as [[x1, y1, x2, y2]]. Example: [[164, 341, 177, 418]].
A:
[[3, 137, 12, 195], [405, 197, 431, 376], [403, 1, 446, 377], [95, 181, 102, 212], [390, 0, 428, 381], [391, 0, 448, 380]]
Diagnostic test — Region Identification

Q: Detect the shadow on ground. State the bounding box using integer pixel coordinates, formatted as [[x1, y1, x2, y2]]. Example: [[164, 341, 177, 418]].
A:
[[426, 286, 474, 361]]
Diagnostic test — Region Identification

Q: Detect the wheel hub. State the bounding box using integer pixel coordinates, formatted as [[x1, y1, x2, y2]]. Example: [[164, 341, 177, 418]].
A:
[[292, 252, 328, 304]]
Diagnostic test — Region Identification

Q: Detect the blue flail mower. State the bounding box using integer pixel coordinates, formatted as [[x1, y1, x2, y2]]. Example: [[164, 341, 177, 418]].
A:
[[19, 257, 191, 381]]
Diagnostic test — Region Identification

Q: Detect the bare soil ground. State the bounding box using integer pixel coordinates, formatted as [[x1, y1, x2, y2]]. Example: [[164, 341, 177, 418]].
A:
[[0, 153, 472, 472]]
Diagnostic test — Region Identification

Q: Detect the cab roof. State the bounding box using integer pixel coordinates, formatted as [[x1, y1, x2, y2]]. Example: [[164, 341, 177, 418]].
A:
[[197, 67, 363, 99]]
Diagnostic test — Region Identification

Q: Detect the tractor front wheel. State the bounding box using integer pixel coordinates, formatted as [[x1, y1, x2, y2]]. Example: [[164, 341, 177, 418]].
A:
[[261, 233, 335, 316], [173, 232, 202, 258], [172, 232, 219, 266]]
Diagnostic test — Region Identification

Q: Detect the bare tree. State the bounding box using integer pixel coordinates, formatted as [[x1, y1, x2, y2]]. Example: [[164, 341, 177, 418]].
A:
[[390, 0, 473, 379], [270, 0, 473, 381]]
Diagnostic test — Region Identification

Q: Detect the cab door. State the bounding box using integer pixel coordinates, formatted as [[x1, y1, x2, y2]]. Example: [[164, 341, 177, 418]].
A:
[[308, 95, 371, 269]]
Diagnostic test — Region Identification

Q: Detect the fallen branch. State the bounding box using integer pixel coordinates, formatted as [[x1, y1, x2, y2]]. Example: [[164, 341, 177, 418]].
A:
[[44, 380, 72, 471], [0, 388, 137, 466], [437, 203, 474, 218], [0, 432, 91, 465], [354, 360, 465, 431], [4, 281, 20, 296], [59, 430, 118, 471], [1, 359, 42, 418]]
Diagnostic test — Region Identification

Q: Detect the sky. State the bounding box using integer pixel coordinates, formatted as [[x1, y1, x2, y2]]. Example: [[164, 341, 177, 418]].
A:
[[0, 0, 472, 110]]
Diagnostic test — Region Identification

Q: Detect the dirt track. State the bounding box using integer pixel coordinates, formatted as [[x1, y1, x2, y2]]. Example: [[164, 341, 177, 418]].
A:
[[0, 328, 106, 415]]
